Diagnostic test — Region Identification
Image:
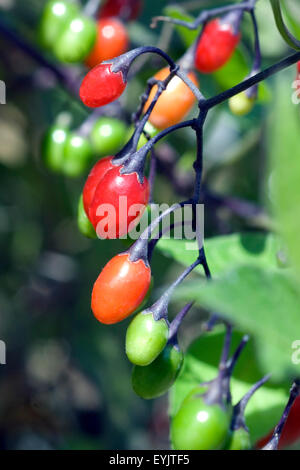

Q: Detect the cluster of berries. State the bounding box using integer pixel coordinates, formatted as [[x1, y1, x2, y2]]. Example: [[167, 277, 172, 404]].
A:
[[38, 0, 300, 449], [38, 0, 142, 65]]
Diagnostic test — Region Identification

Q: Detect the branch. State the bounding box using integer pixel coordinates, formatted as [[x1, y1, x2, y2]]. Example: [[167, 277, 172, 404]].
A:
[[151, 1, 254, 30]]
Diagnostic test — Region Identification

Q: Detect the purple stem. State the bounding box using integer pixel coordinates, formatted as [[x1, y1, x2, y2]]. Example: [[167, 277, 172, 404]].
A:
[[232, 374, 271, 431], [151, 0, 258, 30], [263, 380, 300, 450], [168, 302, 194, 343], [145, 257, 201, 321]]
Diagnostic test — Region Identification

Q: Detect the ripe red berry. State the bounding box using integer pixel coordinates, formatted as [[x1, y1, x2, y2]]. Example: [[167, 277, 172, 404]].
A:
[[82, 156, 116, 215], [88, 165, 150, 239], [99, 0, 142, 21], [91, 252, 151, 324], [297, 61, 300, 74], [80, 63, 127, 108], [85, 18, 129, 69], [195, 18, 241, 74]]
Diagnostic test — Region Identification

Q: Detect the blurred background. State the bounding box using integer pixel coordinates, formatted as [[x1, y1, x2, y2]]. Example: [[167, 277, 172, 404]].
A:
[[0, 0, 299, 450]]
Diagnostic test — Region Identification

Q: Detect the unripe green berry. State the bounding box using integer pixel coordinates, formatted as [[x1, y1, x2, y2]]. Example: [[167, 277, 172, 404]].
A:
[[42, 124, 70, 172], [226, 427, 251, 450], [77, 194, 97, 239], [126, 312, 169, 366], [170, 388, 231, 450], [53, 15, 97, 63], [39, 0, 79, 49], [229, 92, 255, 116], [132, 344, 183, 399], [63, 133, 93, 178], [91, 117, 127, 156]]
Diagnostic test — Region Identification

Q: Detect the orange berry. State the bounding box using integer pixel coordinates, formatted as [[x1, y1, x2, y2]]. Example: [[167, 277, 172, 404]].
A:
[[91, 253, 151, 324], [144, 67, 199, 130]]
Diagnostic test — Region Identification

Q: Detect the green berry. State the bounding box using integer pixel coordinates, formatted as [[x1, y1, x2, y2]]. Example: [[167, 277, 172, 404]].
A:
[[63, 133, 93, 178], [226, 427, 251, 450], [132, 344, 183, 399], [39, 0, 79, 49], [42, 124, 70, 172], [126, 122, 158, 150], [53, 15, 97, 63], [91, 117, 127, 156], [229, 92, 255, 116], [77, 194, 97, 239], [126, 312, 169, 366], [170, 388, 231, 450]]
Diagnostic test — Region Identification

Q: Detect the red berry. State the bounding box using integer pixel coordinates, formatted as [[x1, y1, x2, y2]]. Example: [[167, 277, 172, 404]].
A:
[[91, 252, 151, 324], [80, 63, 126, 108], [82, 156, 116, 215], [195, 18, 241, 74], [85, 18, 129, 69], [89, 165, 150, 239], [99, 0, 142, 21], [297, 61, 300, 74]]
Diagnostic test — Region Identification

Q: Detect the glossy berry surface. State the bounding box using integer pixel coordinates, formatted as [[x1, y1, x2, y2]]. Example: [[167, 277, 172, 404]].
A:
[[39, 0, 79, 49], [91, 253, 151, 324], [131, 344, 183, 399], [80, 63, 127, 108], [42, 124, 70, 172], [77, 195, 97, 239], [63, 133, 93, 178], [82, 156, 116, 216], [99, 0, 142, 21], [86, 18, 129, 69], [126, 312, 169, 366], [227, 428, 251, 450], [144, 67, 199, 130], [229, 91, 255, 116], [88, 166, 150, 239], [171, 389, 231, 450], [91, 117, 127, 156], [195, 18, 241, 74], [53, 15, 97, 63]]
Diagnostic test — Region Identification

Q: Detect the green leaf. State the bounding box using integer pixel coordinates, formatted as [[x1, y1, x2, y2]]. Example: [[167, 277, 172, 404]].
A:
[[269, 71, 300, 276], [282, 1, 300, 39], [175, 265, 300, 381], [158, 232, 280, 277], [163, 5, 198, 47], [170, 328, 288, 444], [270, 0, 300, 50]]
